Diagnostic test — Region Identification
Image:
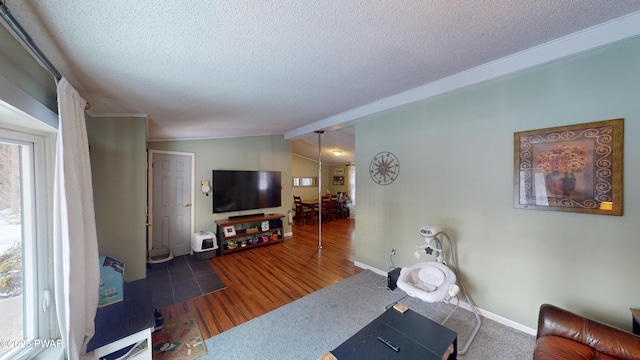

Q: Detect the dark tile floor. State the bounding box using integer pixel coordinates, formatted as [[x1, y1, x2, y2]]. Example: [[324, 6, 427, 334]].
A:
[[147, 254, 226, 309]]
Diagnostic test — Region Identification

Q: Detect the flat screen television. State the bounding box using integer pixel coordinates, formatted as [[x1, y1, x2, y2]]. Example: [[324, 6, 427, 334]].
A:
[[212, 170, 282, 213]]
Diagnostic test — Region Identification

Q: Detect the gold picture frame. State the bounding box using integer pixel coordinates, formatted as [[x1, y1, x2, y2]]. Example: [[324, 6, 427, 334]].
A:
[[513, 119, 623, 215]]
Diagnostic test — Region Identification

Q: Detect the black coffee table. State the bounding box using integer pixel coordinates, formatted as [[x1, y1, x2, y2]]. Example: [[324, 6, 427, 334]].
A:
[[329, 304, 457, 360]]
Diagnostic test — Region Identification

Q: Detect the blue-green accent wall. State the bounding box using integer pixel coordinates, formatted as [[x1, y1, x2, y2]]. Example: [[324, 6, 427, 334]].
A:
[[148, 135, 293, 236], [86, 116, 148, 281], [355, 36, 640, 331]]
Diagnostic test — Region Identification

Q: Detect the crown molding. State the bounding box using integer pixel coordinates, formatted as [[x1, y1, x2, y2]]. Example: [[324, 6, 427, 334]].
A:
[[285, 11, 640, 140]]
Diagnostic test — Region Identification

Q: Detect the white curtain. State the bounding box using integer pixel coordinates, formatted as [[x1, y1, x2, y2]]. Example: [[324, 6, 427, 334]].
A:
[[348, 163, 355, 205], [53, 78, 100, 359]]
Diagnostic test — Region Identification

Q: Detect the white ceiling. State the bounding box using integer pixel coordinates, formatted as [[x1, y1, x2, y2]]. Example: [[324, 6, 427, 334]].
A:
[[4, 1, 640, 164]]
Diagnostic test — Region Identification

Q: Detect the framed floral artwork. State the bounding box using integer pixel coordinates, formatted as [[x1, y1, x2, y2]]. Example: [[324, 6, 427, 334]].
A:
[[513, 119, 623, 215]]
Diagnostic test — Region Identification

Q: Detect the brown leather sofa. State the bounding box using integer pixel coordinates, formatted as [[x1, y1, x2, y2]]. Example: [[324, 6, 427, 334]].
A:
[[533, 303, 640, 360]]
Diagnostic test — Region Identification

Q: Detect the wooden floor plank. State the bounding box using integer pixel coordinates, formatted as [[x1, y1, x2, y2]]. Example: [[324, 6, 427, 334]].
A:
[[160, 217, 360, 339]]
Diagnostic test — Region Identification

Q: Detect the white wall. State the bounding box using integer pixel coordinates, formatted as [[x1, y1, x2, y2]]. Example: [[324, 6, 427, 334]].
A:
[[355, 36, 640, 331]]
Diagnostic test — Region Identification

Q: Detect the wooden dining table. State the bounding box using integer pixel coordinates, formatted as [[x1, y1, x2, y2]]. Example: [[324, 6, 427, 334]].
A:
[[301, 199, 318, 211], [306, 198, 345, 222], [301, 200, 318, 224], [301, 199, 318, 205], [301, 198, 350, 223]]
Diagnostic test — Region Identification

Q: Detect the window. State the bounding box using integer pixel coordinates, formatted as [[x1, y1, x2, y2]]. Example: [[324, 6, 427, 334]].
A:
[[292, 177, 318, 187], [0, 126, 55, 359], [0, 140, 25, 357]]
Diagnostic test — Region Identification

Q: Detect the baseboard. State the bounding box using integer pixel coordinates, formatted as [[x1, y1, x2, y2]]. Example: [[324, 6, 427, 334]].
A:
[[354, 261, 387, 276], [284, 231, 293, 237], [463, 301, 537, 336], [354, 261, 537, 336]]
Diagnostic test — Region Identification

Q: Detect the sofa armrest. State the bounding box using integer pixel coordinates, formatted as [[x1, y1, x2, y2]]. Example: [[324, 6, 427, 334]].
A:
[[537, 304, 640, 360]]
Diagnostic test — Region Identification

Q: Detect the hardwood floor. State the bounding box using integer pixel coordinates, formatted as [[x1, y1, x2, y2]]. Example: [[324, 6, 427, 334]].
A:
[[160, 217, 360, 339]]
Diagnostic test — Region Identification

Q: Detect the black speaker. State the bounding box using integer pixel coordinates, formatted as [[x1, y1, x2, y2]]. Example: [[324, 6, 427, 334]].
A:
[[387, 268, 401, 290]]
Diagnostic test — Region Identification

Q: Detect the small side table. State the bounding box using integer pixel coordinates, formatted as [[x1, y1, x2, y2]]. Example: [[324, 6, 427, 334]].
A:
[[329, 304, 457, 360], [87, 279, 155, 359], [631, 308, 640, 336]]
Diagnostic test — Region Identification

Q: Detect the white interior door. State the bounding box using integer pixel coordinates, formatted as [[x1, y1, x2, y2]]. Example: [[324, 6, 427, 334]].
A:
[[150, 151, 194, 256]]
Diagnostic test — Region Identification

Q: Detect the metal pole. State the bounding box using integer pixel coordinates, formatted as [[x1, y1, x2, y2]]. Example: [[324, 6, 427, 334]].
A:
[[315, 130, 325, 249], [0, 1, 62, 80]]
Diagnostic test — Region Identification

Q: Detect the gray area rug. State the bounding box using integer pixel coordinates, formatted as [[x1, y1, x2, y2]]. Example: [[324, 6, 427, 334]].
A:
[[201, 270, 535, 359]]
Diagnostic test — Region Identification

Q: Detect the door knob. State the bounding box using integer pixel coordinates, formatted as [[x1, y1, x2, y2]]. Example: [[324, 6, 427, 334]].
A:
[[145, 223, 152, 227], [185, 203, 191, 207]]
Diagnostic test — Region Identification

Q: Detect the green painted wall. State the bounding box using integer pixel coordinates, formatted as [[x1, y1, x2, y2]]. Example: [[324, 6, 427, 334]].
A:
[[329, 164, 349, 195], [148, 135, 293, 236], [0, 25, 57, 112], [291, 155, 330, 202], [355, 36, 640, 331], [86, 116, 148, 281], [291, 156, 351, 202]]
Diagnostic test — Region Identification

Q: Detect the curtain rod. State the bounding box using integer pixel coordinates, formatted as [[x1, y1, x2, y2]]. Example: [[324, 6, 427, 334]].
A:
[[0, 1, 62, 80], [0, 1, 91, 110]]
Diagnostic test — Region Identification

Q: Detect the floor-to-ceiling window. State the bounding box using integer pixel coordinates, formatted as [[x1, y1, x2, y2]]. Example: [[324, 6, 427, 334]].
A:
[[0, 140, 25, 355], [0, 124, 55, 359]]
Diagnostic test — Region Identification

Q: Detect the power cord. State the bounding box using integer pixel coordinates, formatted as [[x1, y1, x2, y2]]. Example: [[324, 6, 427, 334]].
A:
[[388, 249, 397, 271]]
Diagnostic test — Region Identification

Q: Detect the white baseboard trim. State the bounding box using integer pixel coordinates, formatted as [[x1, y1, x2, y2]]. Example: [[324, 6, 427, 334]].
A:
[[354, 261, 387, 276], [354, 261, 537, 336], [471, 304, 537, 336]]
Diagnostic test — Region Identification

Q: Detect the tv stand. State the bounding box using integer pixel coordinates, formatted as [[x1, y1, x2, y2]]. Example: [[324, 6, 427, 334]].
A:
[[229, 212, 265, 220], [215, 213, 284, 256]]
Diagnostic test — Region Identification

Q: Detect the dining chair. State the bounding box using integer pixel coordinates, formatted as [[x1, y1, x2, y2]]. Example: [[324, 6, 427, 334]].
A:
[[320, 195, 333, 223], [329, 195, 340, 221], [293, 195, 314, 225]]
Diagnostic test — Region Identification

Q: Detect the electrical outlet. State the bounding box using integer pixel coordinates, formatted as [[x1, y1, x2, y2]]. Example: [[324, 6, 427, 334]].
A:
[[390, 248, 396, 256]]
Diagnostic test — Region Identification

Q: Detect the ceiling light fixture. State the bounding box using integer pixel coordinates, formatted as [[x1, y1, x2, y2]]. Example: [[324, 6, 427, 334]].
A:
[[333, 150, 342, 156]]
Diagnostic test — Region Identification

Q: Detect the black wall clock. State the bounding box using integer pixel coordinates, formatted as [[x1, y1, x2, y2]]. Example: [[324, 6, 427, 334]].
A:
[[369, 151, 400, 185]]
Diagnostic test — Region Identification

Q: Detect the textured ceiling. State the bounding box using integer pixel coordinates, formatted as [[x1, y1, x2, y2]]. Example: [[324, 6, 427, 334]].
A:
[[4, 1, 640, 164]]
